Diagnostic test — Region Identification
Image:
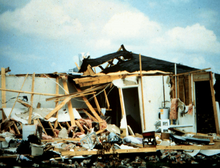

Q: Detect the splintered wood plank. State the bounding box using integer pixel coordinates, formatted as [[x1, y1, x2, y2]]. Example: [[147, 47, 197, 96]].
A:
[[66, 122, 70, 128], [28, 73, 35, 124], [48, 121, 57, 137], [193, 72, 210, 81], [8, 73, 28, 119], [1, 68, 6, 108], [54, 77, 59, 129], [0, 88, 61, 96], [73, 74, 137, 87], [0, 108, 6, 121], [75, 86, 102, 122], [127, 125, 134, 136], [188, 74, 192, 104], [118, 88, 125, 116], [13, 121, 20, 134], [82, 109, 98, 122], [76, 121, 85, 132], [75, 62, 80, 70], [139, 54, 146, 130], [46, 91, 96, 102], [103, 90, 110, 109], [174, 68, 211, 77], [17, 99, 32, 108], [58, 122, 63, 129], [62, 77, 75, 126], [37, 118, 47, 135], [61, 148, 156, 156], [177, 76, 180, 98], [45, 96, 72, 120], [209, 72, 220, 134], [93, 94, 102, 115]]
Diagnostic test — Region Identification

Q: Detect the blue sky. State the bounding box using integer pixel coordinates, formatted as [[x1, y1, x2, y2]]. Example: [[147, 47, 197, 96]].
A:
[[0, 0, 220, 74]]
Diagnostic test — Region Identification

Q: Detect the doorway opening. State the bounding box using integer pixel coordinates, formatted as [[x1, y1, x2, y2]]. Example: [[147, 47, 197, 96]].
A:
[[195, 81, 216, 133], [122, 87, 142, 133]]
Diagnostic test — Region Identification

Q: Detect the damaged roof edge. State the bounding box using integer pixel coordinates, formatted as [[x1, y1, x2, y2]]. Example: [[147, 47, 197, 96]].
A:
[[79, 45, 219, 76]]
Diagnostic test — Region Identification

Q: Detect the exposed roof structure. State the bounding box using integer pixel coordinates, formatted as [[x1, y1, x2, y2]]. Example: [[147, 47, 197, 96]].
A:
[[79, 45, 198, 74]]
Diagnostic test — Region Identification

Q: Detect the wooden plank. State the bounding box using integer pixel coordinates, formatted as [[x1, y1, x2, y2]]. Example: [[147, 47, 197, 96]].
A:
[[73, 74, 137, 87], [0, 108, 6, 121], [46, 84, 105, 102], [182, 76, 186, 103], [177, 76, 180, 98], [93, 94, 102, 115], [17, 99, 32, 108], [75, 87, 102, 122], [209, 72, 220, 134], [62, 77, 75, 126], [76, 121, 85, 132], [118, 88, 125, 116], [0, 88, 62, 96], [193, 135, 213, 143], [28, 73, 35, 124], [61, 147, 156, 156], [8, 73, 28, 119], [193, 72, 210, 81], [1, 68, 6, 108], [58, 122, 63, 129], [46, 91, 96, 102], [66, 121, 70, 128], [13, 121, 20, 134], [82, 109, 98, 122], [44, 96, 72, 120], [75, 62, 80, 70], [87, 65, 95, 75], [54, 77, 59, 129], [37, 118, 47, 135], [188, 74, 192, 104], [36, 102, 41, 108], [0, 67, 11, 75], [48, 121, 57, 137], [127, 125, 134, 136], [103, 90, 110, 109], [139, 54, 146, 130], [174, 68, 211, 76], [171, 77, 175, 99], [156, 143, 220, 150]]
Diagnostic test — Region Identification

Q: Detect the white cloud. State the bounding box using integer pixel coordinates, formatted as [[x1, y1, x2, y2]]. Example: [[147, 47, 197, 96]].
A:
[[0, 0, 220, 70], [102, 11, 161, 41], [0, 0, 83, 39], [151, 23, 220, 54]]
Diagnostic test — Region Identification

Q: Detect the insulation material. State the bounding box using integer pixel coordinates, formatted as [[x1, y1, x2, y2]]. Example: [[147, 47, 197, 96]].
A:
[[170, 98, 178, 120], [187, 103, 193, 115], [112, 76, 137, 88], [3, 108, 81, 124]]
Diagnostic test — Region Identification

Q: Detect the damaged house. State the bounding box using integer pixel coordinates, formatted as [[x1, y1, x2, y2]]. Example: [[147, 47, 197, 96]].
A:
[[0, 45, 220, 166], [76, 45, 220, 135]]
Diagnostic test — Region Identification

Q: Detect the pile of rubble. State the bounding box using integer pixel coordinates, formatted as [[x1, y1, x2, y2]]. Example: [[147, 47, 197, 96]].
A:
[[0, 121, 220, 167]]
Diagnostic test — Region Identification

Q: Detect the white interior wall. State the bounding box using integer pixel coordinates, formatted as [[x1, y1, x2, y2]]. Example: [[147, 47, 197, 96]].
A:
[[0, 75, 86, 110], [138, 75, 171, 132]]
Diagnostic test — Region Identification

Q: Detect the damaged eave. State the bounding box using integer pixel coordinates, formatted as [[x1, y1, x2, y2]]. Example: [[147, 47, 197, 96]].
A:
[[73, 70, 172, 87]]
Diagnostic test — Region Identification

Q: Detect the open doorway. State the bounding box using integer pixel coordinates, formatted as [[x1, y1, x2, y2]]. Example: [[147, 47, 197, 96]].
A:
[[195, 81, 216, 133], [122, 87, 142, 133]]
